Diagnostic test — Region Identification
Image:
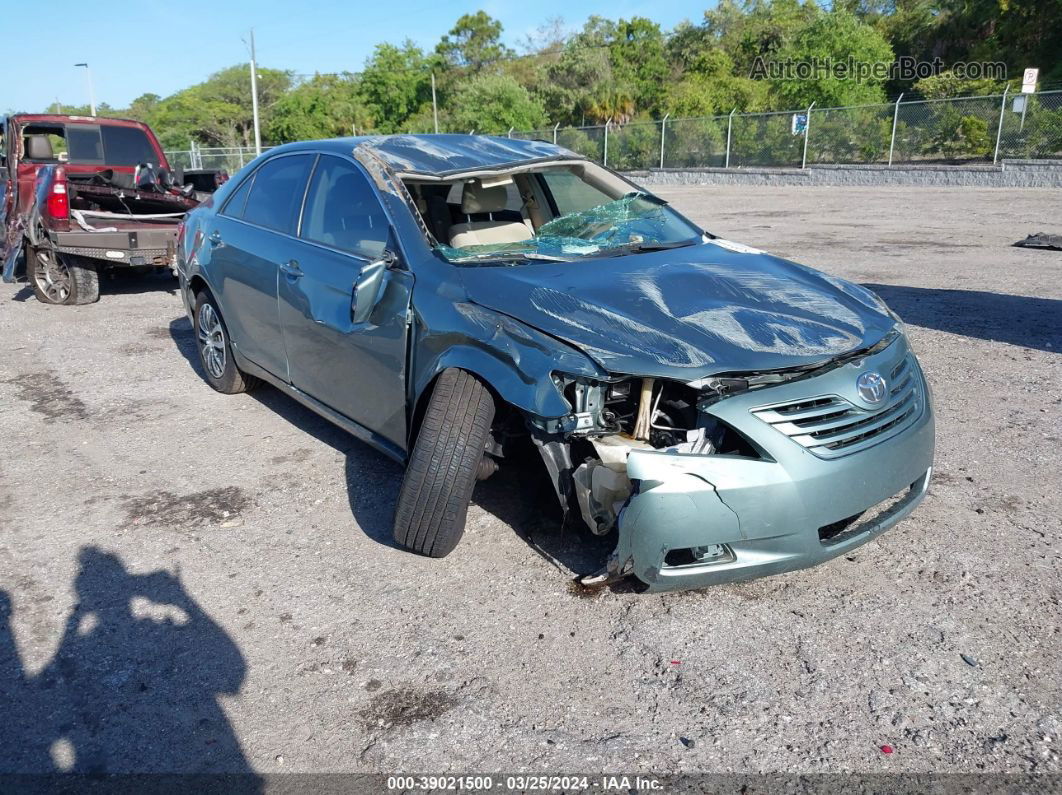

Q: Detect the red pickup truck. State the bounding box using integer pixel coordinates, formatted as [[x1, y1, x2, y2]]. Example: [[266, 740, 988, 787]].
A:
[[1, 113, 223, 305]]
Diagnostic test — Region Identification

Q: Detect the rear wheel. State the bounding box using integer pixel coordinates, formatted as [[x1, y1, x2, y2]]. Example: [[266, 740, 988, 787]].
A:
[[393, 369, 496, 558], [194, 290, 259, 394], [30, 247, 99, 305]]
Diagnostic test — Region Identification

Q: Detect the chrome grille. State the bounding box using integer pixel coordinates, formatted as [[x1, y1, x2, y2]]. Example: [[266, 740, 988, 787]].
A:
[[751, 356, 923, 459]]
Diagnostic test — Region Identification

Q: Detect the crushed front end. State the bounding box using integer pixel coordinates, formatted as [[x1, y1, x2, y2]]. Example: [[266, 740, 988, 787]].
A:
[[535, 331, 934, 592]]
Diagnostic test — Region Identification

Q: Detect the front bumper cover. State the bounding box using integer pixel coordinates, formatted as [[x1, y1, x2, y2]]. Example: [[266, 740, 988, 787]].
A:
[[613, 335, 935, 592]]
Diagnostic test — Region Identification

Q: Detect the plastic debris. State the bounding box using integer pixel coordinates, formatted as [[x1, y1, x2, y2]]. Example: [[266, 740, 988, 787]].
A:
[[680, 737, 695, 749], [1013, 233, 1062, 251], [881, 745, 894, 754], [961, 653, 978, 667]]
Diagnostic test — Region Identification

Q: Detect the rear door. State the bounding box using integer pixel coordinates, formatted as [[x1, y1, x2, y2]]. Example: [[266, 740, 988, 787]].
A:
[[206, 152, 314, 380], [277, 154, 412, 449]]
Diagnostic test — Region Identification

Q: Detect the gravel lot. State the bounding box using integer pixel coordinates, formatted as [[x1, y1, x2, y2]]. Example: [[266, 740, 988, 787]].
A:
[[0, 186, 1059, 777]]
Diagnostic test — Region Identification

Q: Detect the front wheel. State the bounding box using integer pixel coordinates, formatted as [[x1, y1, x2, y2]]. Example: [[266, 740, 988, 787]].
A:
[[30, 247, 99, 305], [393, 369, 496, 558], [194, 290, 259, 394]]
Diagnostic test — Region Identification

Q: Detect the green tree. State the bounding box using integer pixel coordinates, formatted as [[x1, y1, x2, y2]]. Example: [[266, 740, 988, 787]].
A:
[[914, 70, 1006, 99], [436, 11, 513, 72], [608, 18, 670, 116], [771, 11, 895, 107], [145, 64, 292, 148], [267, 74, 371, 142], [358, 42, 432, 133], [664, 50, 769, 116], [446, 74, 547, 133]]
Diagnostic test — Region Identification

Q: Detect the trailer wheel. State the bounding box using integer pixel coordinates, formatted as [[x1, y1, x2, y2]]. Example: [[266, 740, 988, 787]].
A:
[[393, 369, 496, 558], [29, 247, 99, 305]]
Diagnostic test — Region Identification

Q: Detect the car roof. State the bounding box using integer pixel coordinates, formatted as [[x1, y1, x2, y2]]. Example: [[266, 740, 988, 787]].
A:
[[279, 134, 581, 178], [10, 113, 150, 128]]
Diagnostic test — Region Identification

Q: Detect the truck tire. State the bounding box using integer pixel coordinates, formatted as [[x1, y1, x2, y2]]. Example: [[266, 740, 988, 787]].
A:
[[193, 290, 260, 394], [29, 247, 99, 305], [393, 368, 495, 558]]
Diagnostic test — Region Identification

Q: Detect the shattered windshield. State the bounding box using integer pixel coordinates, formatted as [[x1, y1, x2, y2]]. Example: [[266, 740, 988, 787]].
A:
[[408, 165, 703, 265]]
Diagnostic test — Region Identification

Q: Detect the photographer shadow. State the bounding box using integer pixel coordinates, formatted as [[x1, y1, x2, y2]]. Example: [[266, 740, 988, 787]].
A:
[[0, 546, 259, 785]]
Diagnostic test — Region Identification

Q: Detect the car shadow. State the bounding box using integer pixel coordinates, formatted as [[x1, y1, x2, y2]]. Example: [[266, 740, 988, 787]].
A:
[[7, 270, 177, 302], [0, 547, 260, 785], [864, 283, 1062, 353], [100, 268, 179, 297], [167, 316, 613, 576]]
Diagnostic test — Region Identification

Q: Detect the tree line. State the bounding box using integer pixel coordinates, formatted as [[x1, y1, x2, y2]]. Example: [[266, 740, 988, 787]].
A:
[[37, 0, 1062, 150]]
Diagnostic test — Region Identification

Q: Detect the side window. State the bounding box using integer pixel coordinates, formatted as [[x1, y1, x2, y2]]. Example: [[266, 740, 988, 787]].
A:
[[540, 169, 611, 216], [240, 154, 314, 234], [220, 174, 255, 219], [300, 156, 388, 259]]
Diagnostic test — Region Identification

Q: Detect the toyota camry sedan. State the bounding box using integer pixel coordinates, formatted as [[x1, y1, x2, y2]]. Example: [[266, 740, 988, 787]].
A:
[[175, 134, 934, 592]]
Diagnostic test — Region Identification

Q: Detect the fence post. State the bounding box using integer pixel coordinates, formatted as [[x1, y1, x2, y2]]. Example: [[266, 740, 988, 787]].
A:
[[888, 92, 904, 166], [603, 119, 611, 166], [553, 123, 560, 145], [801, 102, 815, 169], [507, 127, 514, 139], [659, 114, 669, 169], [993, 86, 1010, 164], [725, 108, 736, 168]]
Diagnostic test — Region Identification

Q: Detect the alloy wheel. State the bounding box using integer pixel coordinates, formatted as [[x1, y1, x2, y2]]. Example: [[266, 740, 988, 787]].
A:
[[33, 249, 71, 303], [197, 302, 226, 379]]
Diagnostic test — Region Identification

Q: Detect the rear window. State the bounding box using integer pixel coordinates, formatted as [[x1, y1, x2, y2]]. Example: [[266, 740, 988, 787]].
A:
[[63, 124, 159, 166], [101, 126, 158, 166], [67, 126, 104, 163]]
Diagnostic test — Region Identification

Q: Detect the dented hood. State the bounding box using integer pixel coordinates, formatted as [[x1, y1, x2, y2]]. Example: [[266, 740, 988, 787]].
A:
[[458, 241, 897, 380]]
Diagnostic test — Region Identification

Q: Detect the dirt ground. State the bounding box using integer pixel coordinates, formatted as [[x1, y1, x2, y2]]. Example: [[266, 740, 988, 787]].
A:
[[0, 186, 1059, 777]]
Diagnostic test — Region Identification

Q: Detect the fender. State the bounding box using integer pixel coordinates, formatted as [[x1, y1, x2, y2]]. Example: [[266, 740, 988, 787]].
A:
[[409, 301, 605, 426]]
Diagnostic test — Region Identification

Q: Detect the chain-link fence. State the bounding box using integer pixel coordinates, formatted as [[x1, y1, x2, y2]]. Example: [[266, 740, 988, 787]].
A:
[[164, 90, 1062, 173], [164, 145, 273, 174]]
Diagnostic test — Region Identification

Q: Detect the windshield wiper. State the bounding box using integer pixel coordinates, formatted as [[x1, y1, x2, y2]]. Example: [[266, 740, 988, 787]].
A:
[[596, 239, 700, 257], [447, 250, 572, 263]]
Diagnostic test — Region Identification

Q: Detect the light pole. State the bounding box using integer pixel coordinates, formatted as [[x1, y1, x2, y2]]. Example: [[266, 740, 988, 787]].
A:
[[74, 63, 96, 116], [248, 30, 262, 156]]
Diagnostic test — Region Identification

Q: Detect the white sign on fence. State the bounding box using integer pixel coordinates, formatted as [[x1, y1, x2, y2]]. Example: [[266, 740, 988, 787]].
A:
[[1022, 68, 1039, 94]]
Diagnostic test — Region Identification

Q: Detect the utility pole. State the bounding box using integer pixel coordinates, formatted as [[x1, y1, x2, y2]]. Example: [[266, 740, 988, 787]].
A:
[[74, 63, 96, 116], [431, 72, 439, 133], [249, 29, 262, 156]]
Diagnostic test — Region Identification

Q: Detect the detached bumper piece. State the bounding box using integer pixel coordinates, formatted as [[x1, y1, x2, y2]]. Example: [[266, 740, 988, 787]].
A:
[[612, 335, 935, 592]]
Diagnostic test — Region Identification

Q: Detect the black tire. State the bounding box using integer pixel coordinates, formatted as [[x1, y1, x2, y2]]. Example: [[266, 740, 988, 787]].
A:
[[29, 247, 99, 305], [393, 368, 495, 558], [193, 290, 260, 394]]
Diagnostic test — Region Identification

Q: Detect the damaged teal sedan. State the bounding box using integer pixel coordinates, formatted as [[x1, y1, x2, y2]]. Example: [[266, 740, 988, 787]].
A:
[[176, 134, 934, 592]]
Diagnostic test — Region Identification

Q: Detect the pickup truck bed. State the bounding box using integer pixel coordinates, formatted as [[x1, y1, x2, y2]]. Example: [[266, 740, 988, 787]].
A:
[[1, 112, 223, 305]]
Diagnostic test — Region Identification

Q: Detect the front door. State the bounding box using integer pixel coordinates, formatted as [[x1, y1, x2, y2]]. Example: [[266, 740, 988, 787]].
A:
[[277, 154, 412, 450], [207, 153, 315, 380]]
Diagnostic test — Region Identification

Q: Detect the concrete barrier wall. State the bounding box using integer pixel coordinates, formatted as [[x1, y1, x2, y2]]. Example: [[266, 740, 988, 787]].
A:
[[625, 160, 1062, 188]]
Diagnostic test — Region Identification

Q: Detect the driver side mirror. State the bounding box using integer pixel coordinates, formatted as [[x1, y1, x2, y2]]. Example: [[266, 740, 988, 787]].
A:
[[350, 250, 396, 325]]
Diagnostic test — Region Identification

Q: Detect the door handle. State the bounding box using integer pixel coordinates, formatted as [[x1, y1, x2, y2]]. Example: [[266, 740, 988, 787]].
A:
[[279, 259, 303, 278]]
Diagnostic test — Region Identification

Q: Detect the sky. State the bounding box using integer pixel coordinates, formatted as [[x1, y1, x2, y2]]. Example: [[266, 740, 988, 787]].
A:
[[6, 0, 706, 114]]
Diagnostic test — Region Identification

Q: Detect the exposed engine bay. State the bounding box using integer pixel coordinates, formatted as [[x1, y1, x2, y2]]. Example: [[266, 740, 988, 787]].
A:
[[527, 374, 759, 540], [518, 331, 902, 549]]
